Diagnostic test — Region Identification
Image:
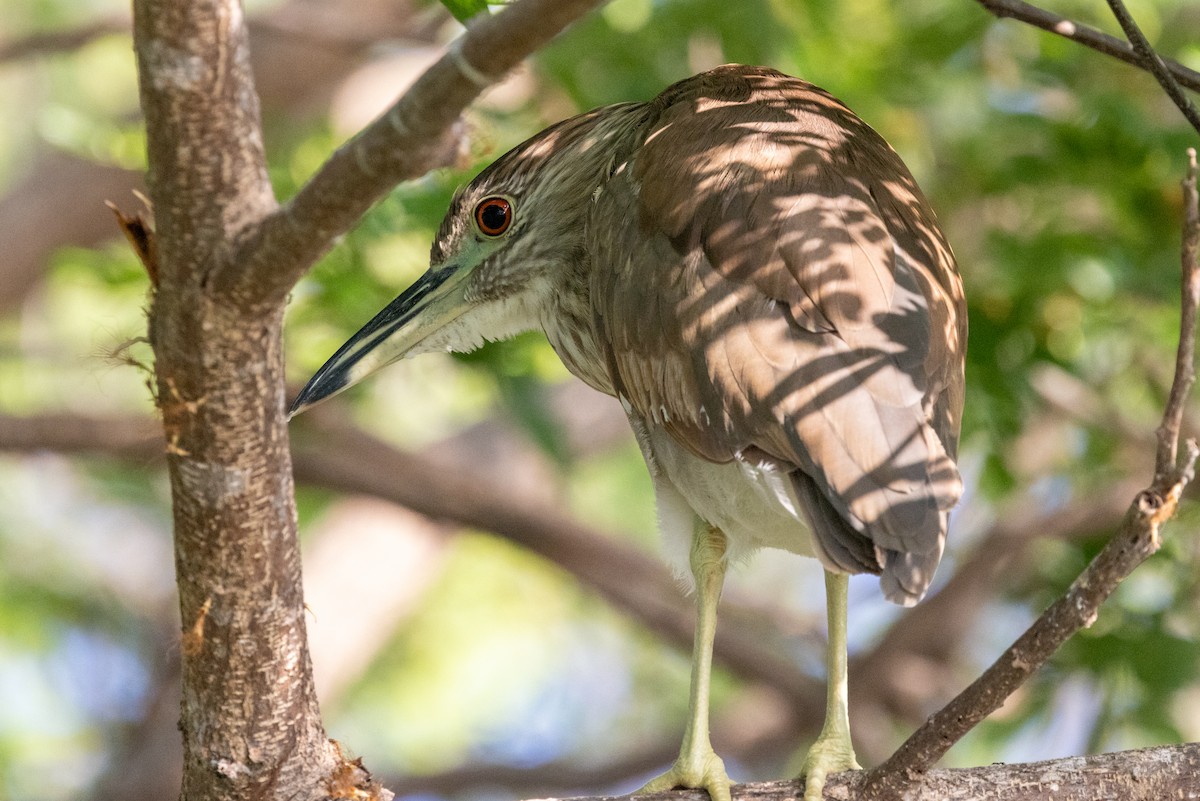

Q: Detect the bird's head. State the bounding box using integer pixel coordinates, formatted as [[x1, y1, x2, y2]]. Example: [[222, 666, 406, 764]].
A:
[[289, 104, 645, 417]]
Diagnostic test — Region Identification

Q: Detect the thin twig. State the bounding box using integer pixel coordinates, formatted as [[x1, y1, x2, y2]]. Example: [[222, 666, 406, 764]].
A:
[[1104, 0, 1200, 138], [1161, 148, 1200, 473], [973, 0, 1200, 94], [859, 151, 1200, 800]]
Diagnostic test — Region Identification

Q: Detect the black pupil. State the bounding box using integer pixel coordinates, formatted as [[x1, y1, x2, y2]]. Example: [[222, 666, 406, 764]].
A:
[[480, 201, 509, 233]]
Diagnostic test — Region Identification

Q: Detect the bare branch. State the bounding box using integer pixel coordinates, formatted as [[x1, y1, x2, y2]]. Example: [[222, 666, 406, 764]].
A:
[[0, 16, 128, 62], [20, 402, 1194, 799], [387, 742, 1200, 801], [524, 742, 1200, 801], [0, 412, 161, 457], [0, 402, 821, 711], [290, 412, 824, 710], [221, 0, 607, 309], [861, 462, 1196, 797], [850, 473, 1143, 739], [859, 151, 1200, 799], [1160, 148, 1200, 473], [386, 746, 679, 799], [973, 0, 1200, 94], [0, 1, 435, 316], [1104, 0, 1200, 137], [134, 0, 276, 267]]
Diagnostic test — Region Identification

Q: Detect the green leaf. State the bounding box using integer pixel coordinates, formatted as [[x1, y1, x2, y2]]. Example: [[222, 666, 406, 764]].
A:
[[440, 0, 490, 23]]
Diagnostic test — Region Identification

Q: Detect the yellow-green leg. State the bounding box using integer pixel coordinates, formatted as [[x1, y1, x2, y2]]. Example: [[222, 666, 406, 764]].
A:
[[798, 570, 861, 800], [640, 522, 732, 801]]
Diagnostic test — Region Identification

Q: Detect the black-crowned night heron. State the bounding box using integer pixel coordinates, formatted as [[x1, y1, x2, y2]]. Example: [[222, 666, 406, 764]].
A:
[[292, 64, 966, 801]]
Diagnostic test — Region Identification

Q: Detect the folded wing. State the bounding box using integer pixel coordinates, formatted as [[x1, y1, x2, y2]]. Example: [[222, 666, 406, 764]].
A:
[[589, 66, 967, 604]]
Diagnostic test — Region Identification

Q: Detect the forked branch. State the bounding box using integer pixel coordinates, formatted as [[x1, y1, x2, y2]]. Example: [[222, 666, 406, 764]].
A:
[[973, 0, 1200, 94], [1104, 0, 1200, 137], [221, 0, 606, 308]]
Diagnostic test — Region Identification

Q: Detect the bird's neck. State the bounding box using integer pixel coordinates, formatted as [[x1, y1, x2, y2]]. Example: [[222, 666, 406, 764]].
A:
[[541, 255, 614, 396], [533, 103, 651, 398]]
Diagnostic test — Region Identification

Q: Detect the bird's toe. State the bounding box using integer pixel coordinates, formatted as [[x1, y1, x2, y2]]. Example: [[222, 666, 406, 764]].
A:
[[798, 733, 861, 801], [638, 750, 732, 801]]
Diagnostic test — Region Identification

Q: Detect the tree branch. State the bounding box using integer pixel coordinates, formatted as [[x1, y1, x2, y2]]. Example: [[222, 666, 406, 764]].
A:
[[133, 0, 276, 275], [386, 745, 680, 799], [0, 411, 161, 457], [289, 411, 825, 710], [1161, 148, 1200, 472], [973, 0, 1200, 94], [220, 0, 607, 309], [517, 742, 1200, 801], [5, 402, 1190, 800], [850, 473, 1143, 741], [0, 399, 821, 711], [0, 0, 437, 316], [394, 742, 1200, 801], [0, 391, 1180, 774], [132, 0, 352, 796], [0, 16, 128, 62], [1104, 0, 1200, 137], [858, 150, 1200, 800]]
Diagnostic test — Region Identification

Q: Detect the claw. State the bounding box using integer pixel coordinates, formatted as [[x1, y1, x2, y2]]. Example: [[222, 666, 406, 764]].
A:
[[639, 749, 732, 801], [798, 731, 861, 801]]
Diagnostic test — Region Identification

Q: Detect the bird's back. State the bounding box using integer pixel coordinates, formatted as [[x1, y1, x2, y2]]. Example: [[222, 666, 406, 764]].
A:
[[585, 65, 966, 604]]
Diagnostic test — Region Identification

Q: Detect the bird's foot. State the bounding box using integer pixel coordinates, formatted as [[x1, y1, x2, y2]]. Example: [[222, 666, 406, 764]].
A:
[[639, 747, 731, 801], [797, 731, 860, 801]]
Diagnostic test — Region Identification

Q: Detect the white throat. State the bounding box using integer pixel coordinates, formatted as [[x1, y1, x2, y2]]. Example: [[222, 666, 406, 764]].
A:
[[416, 279, 550, 356]]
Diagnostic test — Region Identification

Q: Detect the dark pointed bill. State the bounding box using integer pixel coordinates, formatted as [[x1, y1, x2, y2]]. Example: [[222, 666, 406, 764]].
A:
[[289, 265, 462, 417]]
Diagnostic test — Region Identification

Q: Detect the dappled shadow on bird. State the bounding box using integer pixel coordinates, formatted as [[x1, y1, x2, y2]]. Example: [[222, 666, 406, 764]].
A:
[[291, 64, 966, 801]]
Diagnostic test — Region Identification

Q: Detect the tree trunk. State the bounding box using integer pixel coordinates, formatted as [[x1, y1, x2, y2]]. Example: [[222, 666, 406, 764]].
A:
[[129, 0, 606, 797], [132, 0, 352, 798]]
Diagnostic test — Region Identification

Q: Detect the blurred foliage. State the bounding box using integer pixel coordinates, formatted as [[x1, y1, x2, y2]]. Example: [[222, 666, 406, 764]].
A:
[[1, 0, 1199, 799], [438, 0, 490, 24]]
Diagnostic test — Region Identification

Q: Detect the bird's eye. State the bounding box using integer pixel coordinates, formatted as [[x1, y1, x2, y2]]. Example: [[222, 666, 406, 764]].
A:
[[474, 196, 513, 237]]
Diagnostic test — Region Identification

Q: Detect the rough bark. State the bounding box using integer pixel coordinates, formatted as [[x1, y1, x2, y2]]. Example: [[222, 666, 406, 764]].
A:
[[127, 0, 608, 797], [616, 742, 1200, 801], [131, 0, 349, 797]]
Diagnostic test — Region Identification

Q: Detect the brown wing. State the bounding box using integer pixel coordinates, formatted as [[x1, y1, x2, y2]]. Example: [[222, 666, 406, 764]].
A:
[[589, 66, 966, 603]]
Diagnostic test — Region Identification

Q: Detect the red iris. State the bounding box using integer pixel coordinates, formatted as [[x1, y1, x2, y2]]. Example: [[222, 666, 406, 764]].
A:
[[475, 197, 513, 237]]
